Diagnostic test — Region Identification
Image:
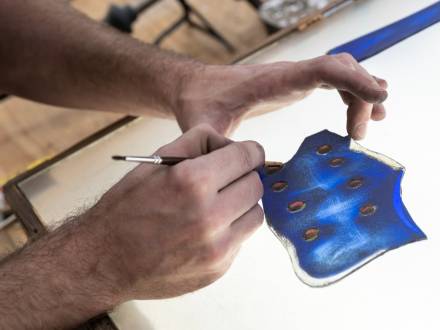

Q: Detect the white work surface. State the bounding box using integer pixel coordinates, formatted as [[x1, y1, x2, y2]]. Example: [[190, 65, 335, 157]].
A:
[[18, 0, 440, 329]]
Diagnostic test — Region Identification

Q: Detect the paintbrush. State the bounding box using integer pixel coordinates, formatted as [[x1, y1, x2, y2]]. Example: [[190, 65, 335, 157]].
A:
[[112, 155, 187, 165], [112, 155, 283, 170]]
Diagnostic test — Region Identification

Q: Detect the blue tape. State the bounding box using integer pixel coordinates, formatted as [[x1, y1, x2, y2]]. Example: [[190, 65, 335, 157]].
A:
[[327, 1, 440, 62]]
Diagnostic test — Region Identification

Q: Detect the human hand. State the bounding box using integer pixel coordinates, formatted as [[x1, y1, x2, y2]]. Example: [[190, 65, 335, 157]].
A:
[[174, 53, 388, 140], [0, 125, 264, 329], [86, 124, 265, 301]]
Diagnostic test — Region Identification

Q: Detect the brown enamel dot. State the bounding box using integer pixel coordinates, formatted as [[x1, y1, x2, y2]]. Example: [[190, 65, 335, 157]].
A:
[[288, 200, 306, 213], [329, 157, 344, 167], [317, 144, 332, 155], [348, 178, 363, 189], [264, 162, 284, 175], [304, 228, 319, 242], [272, 181, 288, 192], [360, 203, 377, 216]]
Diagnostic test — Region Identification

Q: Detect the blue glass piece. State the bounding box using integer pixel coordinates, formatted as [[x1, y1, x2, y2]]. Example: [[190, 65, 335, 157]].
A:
[[327, 1, 440, 62], [259, 130, 426, 286]]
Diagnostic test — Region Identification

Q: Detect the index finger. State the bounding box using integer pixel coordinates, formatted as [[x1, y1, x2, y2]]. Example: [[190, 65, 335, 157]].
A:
[[156, 123, 232, 158], [187, 140, 265, 190], [309, 54, 388, 104], [126, 124, 231, 183]]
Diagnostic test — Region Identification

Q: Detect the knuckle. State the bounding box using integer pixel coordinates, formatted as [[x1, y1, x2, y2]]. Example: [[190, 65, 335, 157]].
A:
[[214, 256, 234, 276], [188, 182, 210, 206], [232, 141, 264, 170], [311, 54, 327, 64], [168, 164, 187, 184], [314, 57, 333, 79], [189, 217, 213, 239], [199, 207, 236, 240], [253, 205, 265, 227], [170, 164, 208, 198], [154, 143, 173, 156], [243, 171, 264, 202], [193, 123, 216, 135], [201, 271, 225, 288], [232, 142, 254, 170], [319, 54, 335, 63], [336, 52, 355, 62], [199, 243, 226, 269], [250, 171, 264, 199], [251, 141, 265, 163], [188, 208, 226, 240], [240, 206, 265, 234]]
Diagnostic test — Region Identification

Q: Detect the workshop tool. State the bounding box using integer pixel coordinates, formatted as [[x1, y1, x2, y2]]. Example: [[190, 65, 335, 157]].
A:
[[112, 155, 187, 165], [105, 0, 235, 51], [112, 155, 283, 168]]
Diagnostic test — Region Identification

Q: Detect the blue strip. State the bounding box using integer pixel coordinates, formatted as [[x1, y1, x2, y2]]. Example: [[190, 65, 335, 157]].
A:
[[327, 1, 440, 62]]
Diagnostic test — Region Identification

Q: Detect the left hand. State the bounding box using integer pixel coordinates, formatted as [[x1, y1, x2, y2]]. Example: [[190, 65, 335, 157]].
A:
[[174, 53, 388, 140]]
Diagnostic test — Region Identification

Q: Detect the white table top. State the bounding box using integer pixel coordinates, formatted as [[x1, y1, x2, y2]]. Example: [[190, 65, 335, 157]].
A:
[[18, 0, 440, 329]]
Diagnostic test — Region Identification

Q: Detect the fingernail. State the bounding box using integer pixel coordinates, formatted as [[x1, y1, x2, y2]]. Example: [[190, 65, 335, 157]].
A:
[[375, 89, 388, 103], [373, 76, 388, 88], [354, 123, 367, 140], [369, 80, 388, 103], [372, 78, 381, 88], [380, 79, 388, 89]]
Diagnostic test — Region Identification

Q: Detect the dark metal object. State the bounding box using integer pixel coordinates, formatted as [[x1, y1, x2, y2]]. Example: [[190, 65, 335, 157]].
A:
[[104, 0, 235, 51], [245, 0, 264, 9], [243, 0, 280, 34], [259, 0, 310, 29]]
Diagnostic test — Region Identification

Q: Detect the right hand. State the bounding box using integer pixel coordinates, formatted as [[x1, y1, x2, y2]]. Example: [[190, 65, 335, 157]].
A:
[[86, 124, 265, 302]]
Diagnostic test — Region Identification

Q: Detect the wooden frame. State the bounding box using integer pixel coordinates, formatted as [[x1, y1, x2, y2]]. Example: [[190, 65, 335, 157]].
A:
[[3, 1, 357, 328], [4, 116, 136, 240]]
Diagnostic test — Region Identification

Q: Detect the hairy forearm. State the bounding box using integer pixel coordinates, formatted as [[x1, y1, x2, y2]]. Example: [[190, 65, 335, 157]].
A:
[[0, 0, 201, 116], [0, 215, 124, 330]]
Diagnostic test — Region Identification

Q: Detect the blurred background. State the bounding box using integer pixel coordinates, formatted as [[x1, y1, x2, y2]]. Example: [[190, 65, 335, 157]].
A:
[[0, 0, 344, 184], [0, 0, 271, 185]]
